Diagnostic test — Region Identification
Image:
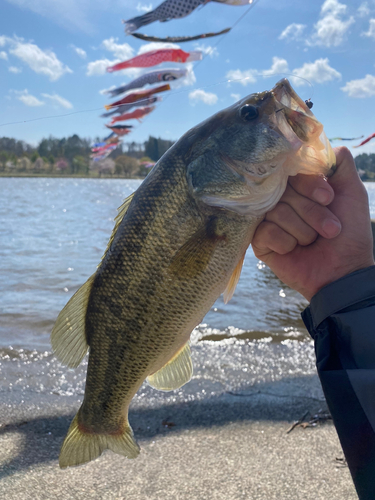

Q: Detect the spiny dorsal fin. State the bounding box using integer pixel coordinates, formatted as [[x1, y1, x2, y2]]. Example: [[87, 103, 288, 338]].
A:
[[51, 276, 95, 368], [99, 192, 135, 266], [147, 342, 193, 392], [223, 253, 245, 304]]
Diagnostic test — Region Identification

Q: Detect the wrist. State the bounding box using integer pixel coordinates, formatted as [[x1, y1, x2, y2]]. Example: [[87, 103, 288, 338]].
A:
[[304, 260, 375, 303]]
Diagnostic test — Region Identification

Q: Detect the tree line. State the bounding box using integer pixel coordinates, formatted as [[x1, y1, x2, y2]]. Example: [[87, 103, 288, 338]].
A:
[[0, 134, 175, 178], [0, 135, 374, 179]]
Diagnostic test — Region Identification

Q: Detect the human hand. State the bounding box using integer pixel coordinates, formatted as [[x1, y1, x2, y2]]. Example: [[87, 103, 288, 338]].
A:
[[252, 147, 374, 301]]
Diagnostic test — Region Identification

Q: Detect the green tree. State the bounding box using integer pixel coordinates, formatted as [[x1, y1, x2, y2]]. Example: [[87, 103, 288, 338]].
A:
[[31, 151, 39, 162], [144, 136, 174, 161], [0, 151, 9, 171], [16, 157, 32, 172], [72, 155, 89, 175], [115, 155, 139, 177]]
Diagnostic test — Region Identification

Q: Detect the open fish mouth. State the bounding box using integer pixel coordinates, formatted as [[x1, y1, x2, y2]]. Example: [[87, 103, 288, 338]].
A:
[[270, 78, 336, 176], [271, 78, 323, 145]]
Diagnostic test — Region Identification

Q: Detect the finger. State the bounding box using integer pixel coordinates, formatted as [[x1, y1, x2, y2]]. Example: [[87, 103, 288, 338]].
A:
[[252, 221, 298, 258], [288, 174, 334, 206], [281, 185, 341, 239], [265, 202, 318, 246]]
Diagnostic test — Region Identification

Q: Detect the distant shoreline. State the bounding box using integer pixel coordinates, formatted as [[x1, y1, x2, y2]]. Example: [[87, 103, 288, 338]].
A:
[[0, 173, 144, 179], [1, 172, 374, 182]]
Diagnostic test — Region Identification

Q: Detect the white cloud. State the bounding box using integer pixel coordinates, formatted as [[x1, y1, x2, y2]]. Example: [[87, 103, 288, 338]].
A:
[[74, 47, 87, 59], [14, 89, 44, 107], [136, 2, 153, 12], [101, 38, 134, 60], [226, 57, 341, 88], [189, 89, 218, 105], [87, 58, 118, 76], [279, 23, 306, 42], [292, 58, 341, 86], [226, 58, 289, 86], [137, 42, 180, 55], [362, 19, 375, 39], [194, 44, 219, 58], [358, 2, 370, 17], [308, 0, 354, 47], [0, 35, 12, 47], [231, 93, 241, 101], [341, 74, 375, 98], [99, 85, 117, 95], [6, 38, 72, 81], [321, 0, 347, 17], [172, 63, 196, 88], [226, 68, 257, 86], [0, 51, 8, 60], [261, 56, 289, 77], [41, 93, 73, 109], [9, 66, 22, 73]]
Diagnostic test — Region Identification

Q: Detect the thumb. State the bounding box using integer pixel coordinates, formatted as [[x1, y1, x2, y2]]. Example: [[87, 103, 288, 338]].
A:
[[328, 147, 364, 198]]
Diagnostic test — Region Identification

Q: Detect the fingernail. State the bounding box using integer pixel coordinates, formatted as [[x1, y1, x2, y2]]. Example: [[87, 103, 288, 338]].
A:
[[313, 188, 332, 205], [322, 219, 341, 238]]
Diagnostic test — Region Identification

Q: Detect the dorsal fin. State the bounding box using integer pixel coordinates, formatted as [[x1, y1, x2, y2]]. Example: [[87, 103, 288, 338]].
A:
[[223, 253, 245, 304], [147, 342, 193, 392], [99, 192, 135, 267]]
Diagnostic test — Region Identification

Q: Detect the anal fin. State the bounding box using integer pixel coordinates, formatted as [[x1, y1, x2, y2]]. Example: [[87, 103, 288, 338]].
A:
[[223, 253, 245, 304], [147, 343, 193, 392]]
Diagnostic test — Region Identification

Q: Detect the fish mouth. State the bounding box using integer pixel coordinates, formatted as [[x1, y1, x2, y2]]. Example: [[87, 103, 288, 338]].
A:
[[271, 78, 323, 145], [270, 78, 336, 177]]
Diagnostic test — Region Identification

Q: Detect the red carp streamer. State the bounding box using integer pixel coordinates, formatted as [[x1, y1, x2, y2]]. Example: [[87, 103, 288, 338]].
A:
[[107, 49, 202, 73], [353, 133, 375, 148], [104, 84, 170, 110], [110, 106, 156, 124], [105, 125, 133, 136]]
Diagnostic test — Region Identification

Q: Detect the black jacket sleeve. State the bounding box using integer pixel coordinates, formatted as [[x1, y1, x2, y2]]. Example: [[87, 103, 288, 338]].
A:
[[302, 266, 375, 500]]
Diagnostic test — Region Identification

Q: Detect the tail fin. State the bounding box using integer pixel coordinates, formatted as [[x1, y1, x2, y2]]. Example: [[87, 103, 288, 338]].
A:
[[59, 414, 140, 468], [123, 12, 155, 34]]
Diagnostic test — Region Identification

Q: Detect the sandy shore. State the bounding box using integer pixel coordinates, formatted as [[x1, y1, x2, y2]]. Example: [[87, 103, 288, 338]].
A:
[[0, 370, 357, 500]]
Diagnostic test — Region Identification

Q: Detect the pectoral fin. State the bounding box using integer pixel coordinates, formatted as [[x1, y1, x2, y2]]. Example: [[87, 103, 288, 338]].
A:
[[147, 343, 193, 391], [169, 227, 216, 279], [223, 253, 245, 304], [169, 217, 226, 279]]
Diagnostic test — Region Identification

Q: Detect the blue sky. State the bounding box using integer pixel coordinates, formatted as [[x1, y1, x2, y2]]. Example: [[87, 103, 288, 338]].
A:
[[0, 0, 375, 155]]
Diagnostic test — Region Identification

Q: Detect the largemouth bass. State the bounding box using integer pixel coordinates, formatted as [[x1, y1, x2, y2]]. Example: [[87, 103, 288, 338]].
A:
[[51, 79, 335, 468]]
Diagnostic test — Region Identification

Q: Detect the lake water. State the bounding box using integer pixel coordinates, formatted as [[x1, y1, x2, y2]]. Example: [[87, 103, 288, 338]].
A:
[[1, 177, 374, 403]]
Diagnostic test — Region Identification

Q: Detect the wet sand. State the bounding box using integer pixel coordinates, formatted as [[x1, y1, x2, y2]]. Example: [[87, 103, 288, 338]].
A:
[[0, 344, 357, 500]]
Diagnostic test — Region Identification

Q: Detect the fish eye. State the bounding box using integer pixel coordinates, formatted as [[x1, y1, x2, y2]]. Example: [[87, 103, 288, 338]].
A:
[[239, 104, 259, 121], [163, 74, 177, 81]]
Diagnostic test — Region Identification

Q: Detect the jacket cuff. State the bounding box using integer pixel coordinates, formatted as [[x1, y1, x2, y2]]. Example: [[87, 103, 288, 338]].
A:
[[304, 266, 375, 330]]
